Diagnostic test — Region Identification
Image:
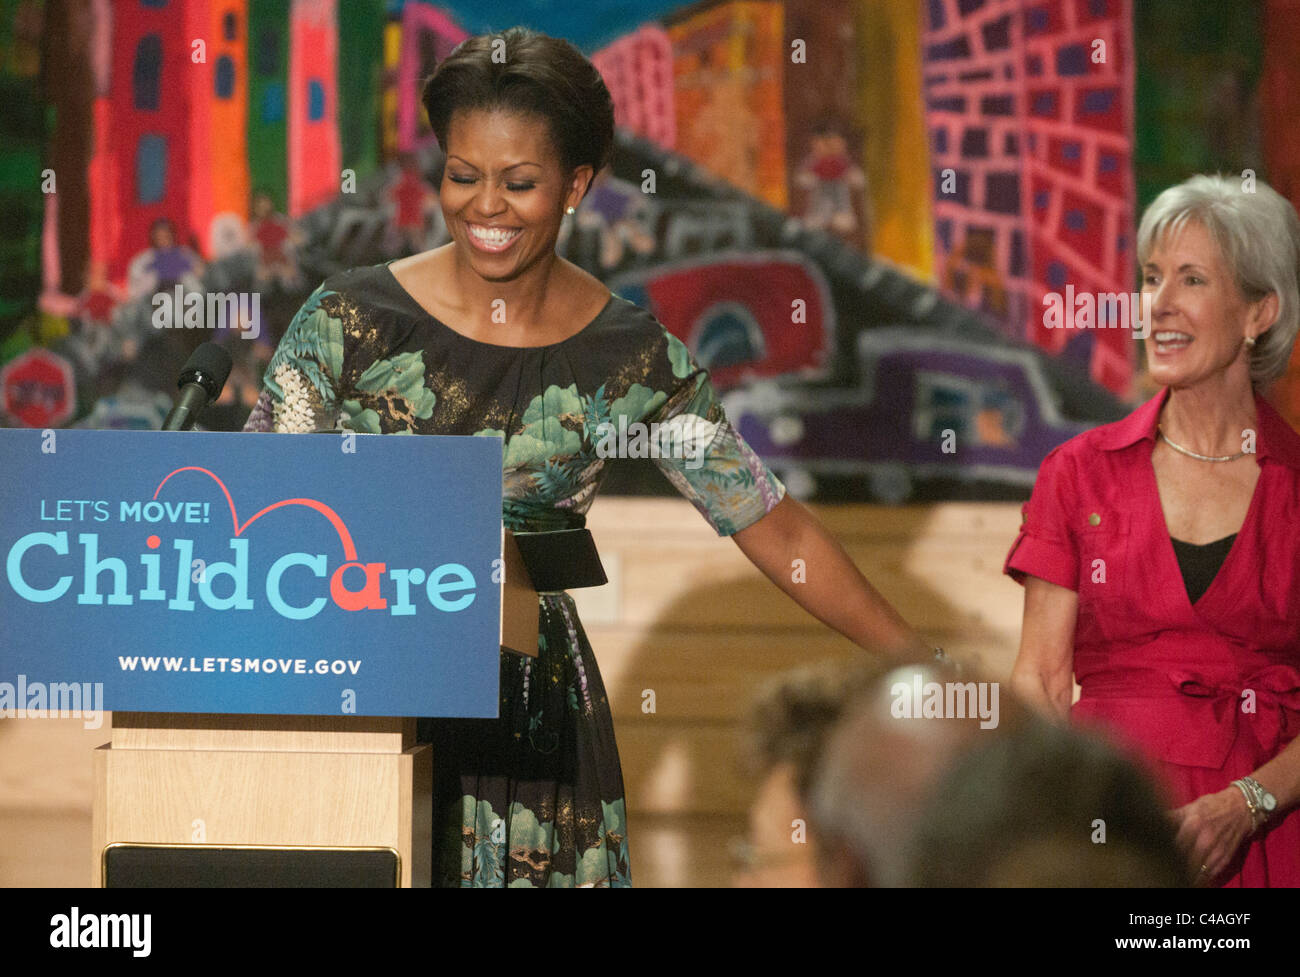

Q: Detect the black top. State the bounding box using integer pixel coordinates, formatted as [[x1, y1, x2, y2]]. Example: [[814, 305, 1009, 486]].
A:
[[1169, 534, 1237, 605]]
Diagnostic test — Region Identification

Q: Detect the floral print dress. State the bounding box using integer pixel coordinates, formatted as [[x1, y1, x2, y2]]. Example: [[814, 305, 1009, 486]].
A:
[[243, 261, 786, 886]]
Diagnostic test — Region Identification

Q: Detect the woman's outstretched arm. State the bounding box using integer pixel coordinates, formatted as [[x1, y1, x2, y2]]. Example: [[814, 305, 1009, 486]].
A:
[[731, 494, 931, 658]]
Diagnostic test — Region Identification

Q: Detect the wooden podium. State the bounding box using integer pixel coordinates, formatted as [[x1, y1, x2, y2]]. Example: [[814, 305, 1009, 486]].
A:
[[91, 529, 539, 887], [92, 714, 429, 886]]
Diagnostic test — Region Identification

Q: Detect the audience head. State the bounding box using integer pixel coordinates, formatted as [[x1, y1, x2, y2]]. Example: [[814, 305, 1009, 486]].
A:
[[733, 655, 887, 887], [907, 715, 1190, 887], [808, 659, 1188, 887], [807, 658, 992, 887]]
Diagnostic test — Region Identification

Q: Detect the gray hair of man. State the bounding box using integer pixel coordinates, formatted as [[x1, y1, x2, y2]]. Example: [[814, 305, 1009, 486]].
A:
[[1136, 173, 1300, 390], [806, 662, 993, 887]]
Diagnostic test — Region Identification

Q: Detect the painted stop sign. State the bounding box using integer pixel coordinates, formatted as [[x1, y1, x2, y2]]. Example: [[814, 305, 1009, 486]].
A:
[[1, 348, 76, 428]]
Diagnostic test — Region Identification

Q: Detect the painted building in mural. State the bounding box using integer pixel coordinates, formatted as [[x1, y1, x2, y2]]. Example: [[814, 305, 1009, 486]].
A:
[[80, 0, 369, 281], [286, 0, 338, 216], [103, 1, 200, 277], [336, 0, 385, 180], [665, 0, 789, 210], [247, 0, 289, 213], [923, 0, 1137, 395], [590, 26, 676, 151], [393, 0, 465, 154], [202, 0, 249, 248], [0, 0, 44, 329]]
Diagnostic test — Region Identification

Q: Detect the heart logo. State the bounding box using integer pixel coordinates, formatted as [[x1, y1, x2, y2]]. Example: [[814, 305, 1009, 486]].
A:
[[153, 466, 359, 561]]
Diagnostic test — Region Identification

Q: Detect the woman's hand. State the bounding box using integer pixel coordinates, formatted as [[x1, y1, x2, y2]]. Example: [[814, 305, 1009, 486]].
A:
[[1169, 787, 1255, 885]]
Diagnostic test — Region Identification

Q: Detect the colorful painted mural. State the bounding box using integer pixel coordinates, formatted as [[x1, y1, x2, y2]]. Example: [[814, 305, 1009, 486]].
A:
[[666, 1, 789, 210], [922, 0, 1136, 395], [1, 0, 1297, 502]]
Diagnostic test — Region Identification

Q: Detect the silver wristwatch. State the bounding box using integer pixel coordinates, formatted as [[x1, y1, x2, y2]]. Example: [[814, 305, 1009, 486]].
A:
[[1231, 776, 1278, 834]]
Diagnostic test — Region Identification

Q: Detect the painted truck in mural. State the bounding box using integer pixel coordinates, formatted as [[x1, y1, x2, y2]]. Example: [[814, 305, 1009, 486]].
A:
[[725, 329, 1092, 502], [613, 256, 1089, 503]]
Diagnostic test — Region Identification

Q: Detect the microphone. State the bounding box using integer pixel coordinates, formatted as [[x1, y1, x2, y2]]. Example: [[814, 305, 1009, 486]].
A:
[[161, 343, 233, 431]]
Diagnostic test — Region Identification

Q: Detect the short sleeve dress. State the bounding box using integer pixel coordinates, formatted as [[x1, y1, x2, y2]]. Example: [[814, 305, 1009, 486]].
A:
[[243, 261, 787, 887], [1003, 388, 1300, 887]]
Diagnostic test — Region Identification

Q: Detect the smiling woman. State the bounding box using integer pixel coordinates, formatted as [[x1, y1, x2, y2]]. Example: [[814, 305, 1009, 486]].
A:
[[411, 28, 613, 328], [243, 26, 928, 888], [1005, 174, 1300, 888], [401, 106, 608, 339]]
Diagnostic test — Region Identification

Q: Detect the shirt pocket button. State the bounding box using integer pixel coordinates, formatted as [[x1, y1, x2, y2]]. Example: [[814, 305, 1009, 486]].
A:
[[1078, 514, 1129, 597]]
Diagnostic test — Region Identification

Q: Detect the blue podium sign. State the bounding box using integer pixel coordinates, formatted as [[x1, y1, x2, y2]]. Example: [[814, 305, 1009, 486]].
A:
[[0, 429, 505, 717]]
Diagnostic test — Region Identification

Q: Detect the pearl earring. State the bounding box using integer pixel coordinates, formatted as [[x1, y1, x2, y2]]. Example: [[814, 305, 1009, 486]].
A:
[[1244, 335, 1257, 349], [565, 206, 576, 215]]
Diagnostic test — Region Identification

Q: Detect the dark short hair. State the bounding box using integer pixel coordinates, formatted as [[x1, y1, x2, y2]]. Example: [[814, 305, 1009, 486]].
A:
[[908, 716, 1191, 887], [745, 656, 889, 802], [420, 27, 615, 183]]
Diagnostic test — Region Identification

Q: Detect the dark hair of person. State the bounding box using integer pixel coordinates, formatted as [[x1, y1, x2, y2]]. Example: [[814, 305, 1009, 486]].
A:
[[907, 716, 1193, 887], [745, 656, 889, 801], [420, 27, 615, 188]]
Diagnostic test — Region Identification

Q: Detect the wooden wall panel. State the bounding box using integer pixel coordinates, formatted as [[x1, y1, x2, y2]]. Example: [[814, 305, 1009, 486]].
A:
[[572, 499, 1026, 827]]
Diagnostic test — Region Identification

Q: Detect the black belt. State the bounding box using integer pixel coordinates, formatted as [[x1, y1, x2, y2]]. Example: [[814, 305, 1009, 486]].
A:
[[511, 528, 607, 592]]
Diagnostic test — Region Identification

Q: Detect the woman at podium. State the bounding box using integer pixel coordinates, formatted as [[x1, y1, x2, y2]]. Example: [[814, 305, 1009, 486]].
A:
[[243, 27, 932, 886]]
